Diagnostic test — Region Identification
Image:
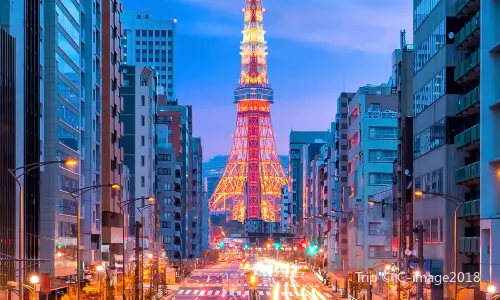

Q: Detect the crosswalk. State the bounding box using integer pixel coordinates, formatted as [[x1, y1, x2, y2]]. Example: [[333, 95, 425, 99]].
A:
[[175, 289, 333, 297], [189, 283, 276, 287], [194, 272, 274, 278]]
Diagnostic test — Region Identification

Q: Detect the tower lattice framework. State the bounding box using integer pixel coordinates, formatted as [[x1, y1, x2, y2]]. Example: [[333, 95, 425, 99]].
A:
[[209, 0, 287, 223]]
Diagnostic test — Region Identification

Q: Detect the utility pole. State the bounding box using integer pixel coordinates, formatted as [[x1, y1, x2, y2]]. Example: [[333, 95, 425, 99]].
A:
[[135, 221, 142, 300], [414, 223, 425, 300]]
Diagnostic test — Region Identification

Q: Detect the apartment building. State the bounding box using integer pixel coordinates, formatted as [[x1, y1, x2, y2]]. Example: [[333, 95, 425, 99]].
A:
[[412, 0, 467, 298], [345, 83, 397, 271], [120, 65, 157, 249], [332, 92, 353, 273], [191, 137, 203, 257], [121, 10, 176, 98], [101, 0, 125, 265], [280, 185, 291, 233], [289, 131, 329, 228], [480, 0, 500, 296]]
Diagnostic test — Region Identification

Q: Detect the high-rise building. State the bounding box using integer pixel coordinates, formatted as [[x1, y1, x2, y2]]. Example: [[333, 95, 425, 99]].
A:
[[190, 137, 203, 257], [120, 65, 157, 247], [209, 0, 288, 224], [345, 83, 397, 271], [0, 28, 16, 287], [100, 0, 125, 265], [288, 131, 328, 226], [480, 0, 500, 295], [38, 0, 86, 277], [157, 96, 202, 258], [331, 92, 353, 272], [279, 185, 290, 233], [412, 1, 465, 298], [121, 10, 176, 98]]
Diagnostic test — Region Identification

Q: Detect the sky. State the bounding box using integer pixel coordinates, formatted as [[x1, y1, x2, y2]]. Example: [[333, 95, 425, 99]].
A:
[[122, 0, 413, 160]]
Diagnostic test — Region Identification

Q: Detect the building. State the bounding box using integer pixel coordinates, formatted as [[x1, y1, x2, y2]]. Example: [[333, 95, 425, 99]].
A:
[[412, 0, 467, 298], [480, 0, 500, 296], [331, 92, 354, 273], [0, 0, 44, 284], [120, 65, 157, 248], [345, 83, 397, 272], [391, 32, 414, 290], [190, 137, 203, 257], [0, 28, 16, 286], [100, 0, 125, 266], [38, 0, 86, 277], [156, 119, 180, 259], [157, 97, 201, 258], [121, 10, 176, 98], [288, 131, 329, 226], [280, 185, 290, 233]]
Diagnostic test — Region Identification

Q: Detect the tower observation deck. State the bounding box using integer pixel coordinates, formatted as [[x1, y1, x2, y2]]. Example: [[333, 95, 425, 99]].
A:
[[209, 0, 287, 223]]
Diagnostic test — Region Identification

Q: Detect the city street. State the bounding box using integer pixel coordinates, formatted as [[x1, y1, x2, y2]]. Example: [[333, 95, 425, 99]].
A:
[[166, 262, 336, 299]]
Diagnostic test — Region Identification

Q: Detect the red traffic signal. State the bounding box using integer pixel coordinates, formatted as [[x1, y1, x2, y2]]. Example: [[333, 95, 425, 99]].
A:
[[300, 241, 307, 249]]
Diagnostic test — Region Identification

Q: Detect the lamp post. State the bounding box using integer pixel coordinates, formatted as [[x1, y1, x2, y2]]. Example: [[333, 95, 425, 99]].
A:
[[8, 158, 78, 300], [414, 190, 465, 300], [138, 203, 158, 297], [117, 196, 154, 299], [29, 274, 40, 300], [96, 265, 104, 300], [70, 183, 121, 300]]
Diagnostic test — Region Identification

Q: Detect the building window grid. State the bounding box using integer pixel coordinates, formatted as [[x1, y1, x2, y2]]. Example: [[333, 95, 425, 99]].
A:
[[369, 150, 398, 163], [414, 19, 446, 74], [415, 218, 443, 243], [413, 68, 446, 116], [369, 173, 393, 185], [369, 127, 398, 139]]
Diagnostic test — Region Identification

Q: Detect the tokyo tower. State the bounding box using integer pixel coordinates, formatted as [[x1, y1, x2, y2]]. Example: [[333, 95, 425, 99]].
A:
[[209, 0, 287, 223]]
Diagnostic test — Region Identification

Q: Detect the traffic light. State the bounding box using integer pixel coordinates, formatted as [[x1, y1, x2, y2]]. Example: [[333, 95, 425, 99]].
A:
[[248, 271, 258, 290], [307, 243, 319, 255], [218, 242, 225, 248], [243, 243, 249, 250], [265, 242, 272, 249], [273, 242, 281, 250], [300, 241, 307, 249]]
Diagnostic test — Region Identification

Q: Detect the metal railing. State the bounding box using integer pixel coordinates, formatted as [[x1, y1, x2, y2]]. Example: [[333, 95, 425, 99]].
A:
[[454, 124, 479, 149], [455, 161, 480, 183], [454, 12, 480, 47], [365, 110, 398, 119], [454, 50, 480, 81], [456, 85, 479, 114]]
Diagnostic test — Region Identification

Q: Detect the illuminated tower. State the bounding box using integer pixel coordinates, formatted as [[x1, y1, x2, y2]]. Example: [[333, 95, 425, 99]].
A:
[[209, 0, 287, 223]]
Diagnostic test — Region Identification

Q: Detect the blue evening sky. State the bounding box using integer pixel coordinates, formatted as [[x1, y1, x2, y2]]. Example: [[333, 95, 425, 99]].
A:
[[122, 0, 413, 160]]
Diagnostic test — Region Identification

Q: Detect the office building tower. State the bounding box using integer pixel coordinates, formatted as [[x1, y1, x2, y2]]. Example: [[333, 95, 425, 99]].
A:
[[332, 92, 353, 272], [0, 28, 16, 286], [345, 83, 397, 272], [412, 1, 466, 298], [0, 0, 44, 284], [288, 131, 328, 225], [38, 0, 86, 277], [121, 10, 176, 98], [480, 0, 500, 295], [280, 185, 290, 233], [391, 32, 414, 295], [120, 65, 157, 247], [101, 0, 125, 264]]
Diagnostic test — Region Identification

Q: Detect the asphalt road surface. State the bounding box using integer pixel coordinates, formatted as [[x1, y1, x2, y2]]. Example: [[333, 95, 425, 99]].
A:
[[166, 262, 337, 299]]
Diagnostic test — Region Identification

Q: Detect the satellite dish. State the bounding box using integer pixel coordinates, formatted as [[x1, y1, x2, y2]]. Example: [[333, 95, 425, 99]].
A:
[[448, 32, 454, 39], [404, 169, 411, 176]]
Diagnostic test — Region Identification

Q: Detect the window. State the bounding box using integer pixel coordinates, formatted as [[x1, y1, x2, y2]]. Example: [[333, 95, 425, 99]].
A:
[[431, 218, 438, 242], [368, 222, 383, 235], [369, 173, 393, 185], [439, 217, 443, 242], [158, 154, 171, 161], [58, 221, 77, 237], [141, 115, 145, 126], [141, 176, 145, 187], [165, 212, 172, 219], [349, 105, 359, 125], [348, 131, 359, 149], [141, 155, 145, 166], [167, 154, 171, 161], [164, 197, 172, 205], [368, 246, 390, 258], [369, 103, 381, 111], [164, 183, 172, 191], [413, 68, 446, 115], [157, 168, 171, 175], [56, 199, 77, 216], [166, 236, 172, 244], [414, 20, 446, 74], [141, 95, 145, 106], [413, 118, 446, 158], [369, 127, 397, 139], [141, 136, 145, 146], [369, 150, 397, 162]]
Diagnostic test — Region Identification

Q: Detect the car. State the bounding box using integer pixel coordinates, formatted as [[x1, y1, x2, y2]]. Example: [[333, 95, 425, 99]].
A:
[[297, 262, 308, 271]]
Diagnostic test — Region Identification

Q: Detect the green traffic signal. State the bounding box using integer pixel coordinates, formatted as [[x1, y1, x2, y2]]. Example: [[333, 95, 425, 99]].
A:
[[218, 242, 225, 248], [273, 243, 281, 250], [244, 244, 249, 250]]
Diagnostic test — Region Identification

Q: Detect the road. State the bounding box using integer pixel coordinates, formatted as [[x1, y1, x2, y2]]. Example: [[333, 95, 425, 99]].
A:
[[166, 262, 337, 299]]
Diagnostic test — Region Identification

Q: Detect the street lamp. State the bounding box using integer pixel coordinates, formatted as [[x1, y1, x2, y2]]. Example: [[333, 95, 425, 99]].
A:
[[414, 190, 464, 300], [96, 265, 105, 300], [8, 158, 77, 299], [117, 196, 154, 299], [70, 183, 121, 300], [29, 275, 39, 300], [137, 202, 157, 299]]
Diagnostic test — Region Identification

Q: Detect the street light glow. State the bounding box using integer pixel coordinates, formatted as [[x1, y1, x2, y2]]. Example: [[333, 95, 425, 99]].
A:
[[96, 265, 104, 272], [147, 196, 155, 202], [29, 275, 40, 284], [64, 158, 78, 166], [414, 190, 424, 197], [487, 285, 496, 293], [111, 183, 121, 189], [384, 264, 391, 271]]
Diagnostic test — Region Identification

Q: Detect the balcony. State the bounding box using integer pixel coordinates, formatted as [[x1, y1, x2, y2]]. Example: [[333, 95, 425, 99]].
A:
[[174, 212, 181, 221], [457, 236, 479, 253], [455, 86, 479, 116], [174, 183, 181, 193], [454, 50, 479, 83], [454, 0, 479, 18], [96, 70, 101, 84], [174, 197, 181, 207], [454, 13, 480, 50], [455, 161, 480, 185], [174, 223, 181, 232], [96, 15, 101, 29], [454, 124, 479, 150], [457, 199, 479, 218]]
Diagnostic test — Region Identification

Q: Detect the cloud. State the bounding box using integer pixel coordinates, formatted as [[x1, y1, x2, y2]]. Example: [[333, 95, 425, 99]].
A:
[[180, 0, 413, 54]]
